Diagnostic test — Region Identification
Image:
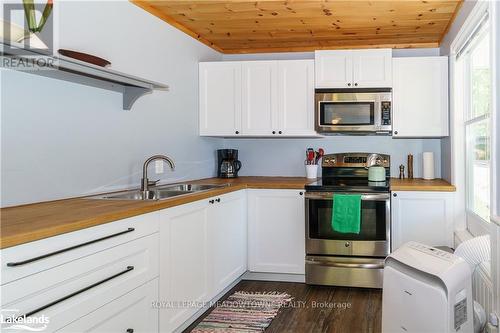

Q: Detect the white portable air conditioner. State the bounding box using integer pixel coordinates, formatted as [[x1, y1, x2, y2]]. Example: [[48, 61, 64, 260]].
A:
[[382, 242, 473, 333]]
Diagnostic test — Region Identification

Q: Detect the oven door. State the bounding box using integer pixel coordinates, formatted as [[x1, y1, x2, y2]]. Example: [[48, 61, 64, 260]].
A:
[[305, 192, 390, 257]]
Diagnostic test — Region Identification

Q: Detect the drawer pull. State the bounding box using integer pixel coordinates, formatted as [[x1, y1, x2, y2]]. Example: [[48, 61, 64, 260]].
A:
[[17, 266, 135, 319], [6, 228, 135, 267], [126, 330, 134, 333]]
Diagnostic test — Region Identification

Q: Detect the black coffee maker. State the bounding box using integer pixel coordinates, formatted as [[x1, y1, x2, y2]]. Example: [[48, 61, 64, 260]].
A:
[[217, 149, 242, 178]]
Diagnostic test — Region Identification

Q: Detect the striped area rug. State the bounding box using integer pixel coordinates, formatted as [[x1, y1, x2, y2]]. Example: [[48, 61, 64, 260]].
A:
[[192, 291, 293, 332]]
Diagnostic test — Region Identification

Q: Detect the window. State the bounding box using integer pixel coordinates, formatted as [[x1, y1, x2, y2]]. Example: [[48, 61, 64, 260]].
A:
[[455, 13, 492, 233]]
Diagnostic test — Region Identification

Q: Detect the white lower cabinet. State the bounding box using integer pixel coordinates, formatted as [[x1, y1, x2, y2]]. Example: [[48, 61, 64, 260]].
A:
[[391, 191, 454, 251], [208, 191, 247, 296], [1, 188, 311, 333], [159, 190, 247, 332], [159, 199, 211, 332], [58, 279, 158, 333], [247, 189, 305, 274], [1, 223, 159, 333]]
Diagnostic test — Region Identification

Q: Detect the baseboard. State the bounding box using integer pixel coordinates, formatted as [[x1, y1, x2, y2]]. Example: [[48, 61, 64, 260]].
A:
[[242, 271, 306, 283]]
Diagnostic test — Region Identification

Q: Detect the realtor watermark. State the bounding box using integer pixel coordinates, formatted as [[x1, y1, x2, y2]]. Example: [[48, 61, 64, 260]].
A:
[[151, 300, 352, 310], [0, 309, 50, 332], [2, 2, 55, 70], [1, 56, 56, 70]]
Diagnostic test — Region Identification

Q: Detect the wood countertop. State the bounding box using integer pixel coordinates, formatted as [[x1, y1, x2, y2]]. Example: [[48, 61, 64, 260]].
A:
[[0, 177, 314, 249], [390, 178, 456, 192]]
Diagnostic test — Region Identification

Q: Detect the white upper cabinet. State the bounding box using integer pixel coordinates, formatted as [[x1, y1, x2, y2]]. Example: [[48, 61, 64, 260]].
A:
[[315, 49, 392, 88], [392, 56, 449, 137], [352, 49, 392, 88], [199, 60, 316, 137], [314, 50, 353, 88], [278, 60, 316, 136], [241, 61, 279, 135], [199, 62, 241, 136]]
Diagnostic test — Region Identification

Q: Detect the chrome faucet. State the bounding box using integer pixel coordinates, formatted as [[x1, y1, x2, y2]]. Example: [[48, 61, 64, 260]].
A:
[[141, 155, 175, 192]]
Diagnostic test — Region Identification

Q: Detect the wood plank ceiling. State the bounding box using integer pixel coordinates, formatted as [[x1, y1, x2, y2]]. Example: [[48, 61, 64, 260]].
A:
[[131, 0, 464, 54]]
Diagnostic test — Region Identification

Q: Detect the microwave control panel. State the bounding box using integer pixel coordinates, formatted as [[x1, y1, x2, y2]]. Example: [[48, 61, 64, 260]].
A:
[[381, 101, 391, 125]]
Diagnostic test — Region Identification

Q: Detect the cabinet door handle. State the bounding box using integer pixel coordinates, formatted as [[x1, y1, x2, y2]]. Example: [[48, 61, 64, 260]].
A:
[[6, 228, 136, 267], [394, 131, 398, 135], [354, 83, 358, 87], [126, 330, 134, 333], [216, 198, 221, 203], [278, 131, 282, 134], [235, 131, 239, 134], [209, 199, 215, 204], [272, 131, 276, 134], [14, 266, 135, 319], [299, 192, 303, 196], [393, 193, 398, 197], [347, 83, 351, 87]]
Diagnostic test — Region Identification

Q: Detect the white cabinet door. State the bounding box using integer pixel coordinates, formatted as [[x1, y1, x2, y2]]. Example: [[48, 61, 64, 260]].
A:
[[241, 61, 278, 135], [248, 189, 305, 274], [392, 57, 449, 137], [352, 49, 392, 88], [58, 279, 158, 333], [159, 200, 211, 332], [2, 233, 159, 333], [277, 60, 315, 136], [199, 62, 241, 136], [208, 190, 247, 296], [391, 191, 454, 251], [315, 50, 353, 88]]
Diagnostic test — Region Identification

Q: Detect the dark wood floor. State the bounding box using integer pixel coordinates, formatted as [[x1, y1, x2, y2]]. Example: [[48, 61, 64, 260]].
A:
[[184, 280, 382, 333]]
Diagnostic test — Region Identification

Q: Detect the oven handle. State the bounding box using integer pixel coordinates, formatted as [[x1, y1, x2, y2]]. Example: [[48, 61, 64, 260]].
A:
[[306, 259, 384, 269], [305, 192, 389, 201]]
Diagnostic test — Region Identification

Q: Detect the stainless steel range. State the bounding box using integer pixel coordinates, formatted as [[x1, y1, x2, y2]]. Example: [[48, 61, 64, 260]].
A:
[[304, 152, 391, 288]]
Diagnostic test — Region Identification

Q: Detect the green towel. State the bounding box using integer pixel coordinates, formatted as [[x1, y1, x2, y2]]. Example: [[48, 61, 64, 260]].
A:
[[332, 194, 361, 234]]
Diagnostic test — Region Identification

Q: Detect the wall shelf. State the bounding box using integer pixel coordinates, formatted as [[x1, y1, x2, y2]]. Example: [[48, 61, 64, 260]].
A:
[[1, 41, 168, 110]]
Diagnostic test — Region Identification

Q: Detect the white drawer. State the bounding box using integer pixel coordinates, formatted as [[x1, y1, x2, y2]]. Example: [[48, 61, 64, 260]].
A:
[[57, 279, 158, 333], [1, 211, 159, 285], [1, 233, 159, 332]]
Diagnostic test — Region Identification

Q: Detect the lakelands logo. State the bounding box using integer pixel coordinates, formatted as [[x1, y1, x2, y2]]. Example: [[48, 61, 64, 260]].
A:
[[0, 309, 50, 332]]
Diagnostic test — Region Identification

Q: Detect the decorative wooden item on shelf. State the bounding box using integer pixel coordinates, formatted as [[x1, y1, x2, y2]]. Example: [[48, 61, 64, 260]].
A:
[[130, 0, 463, 54], [407, 154, 414, 179], [58, 49, 111, 67]]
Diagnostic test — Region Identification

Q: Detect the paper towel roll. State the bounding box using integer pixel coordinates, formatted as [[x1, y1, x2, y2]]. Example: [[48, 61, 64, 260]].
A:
[[422, 152, 435, 180]]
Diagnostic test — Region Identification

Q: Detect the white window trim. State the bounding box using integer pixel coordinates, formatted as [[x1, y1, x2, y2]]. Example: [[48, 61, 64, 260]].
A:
[[452, 0, 500, 320], [490, 0, 499, 321], [450, 1, 493, 237]]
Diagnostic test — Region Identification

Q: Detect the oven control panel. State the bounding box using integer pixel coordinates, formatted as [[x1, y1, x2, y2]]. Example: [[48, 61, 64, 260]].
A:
[[322, 153, 390, 168]]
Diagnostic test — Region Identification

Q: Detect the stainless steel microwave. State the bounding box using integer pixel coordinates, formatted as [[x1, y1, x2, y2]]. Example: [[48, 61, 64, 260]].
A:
[[315, 89, 392, 135]]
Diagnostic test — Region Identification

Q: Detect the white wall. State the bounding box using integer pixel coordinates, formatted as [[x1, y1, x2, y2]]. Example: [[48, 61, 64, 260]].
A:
[[0, 1, 223, 207], [224, 137, 441, 178], [440, 0, 478, 183]]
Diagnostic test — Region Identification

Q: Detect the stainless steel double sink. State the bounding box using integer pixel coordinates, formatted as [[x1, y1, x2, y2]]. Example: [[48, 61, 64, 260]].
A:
[[88, 183, 227, 201]]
